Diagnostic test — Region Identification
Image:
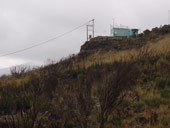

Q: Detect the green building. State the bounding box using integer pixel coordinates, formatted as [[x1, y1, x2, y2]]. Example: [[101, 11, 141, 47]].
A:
[[111, 27, 139, 37]]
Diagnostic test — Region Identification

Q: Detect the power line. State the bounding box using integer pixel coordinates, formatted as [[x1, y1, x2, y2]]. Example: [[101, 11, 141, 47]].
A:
[[0, 20, 93, 58]]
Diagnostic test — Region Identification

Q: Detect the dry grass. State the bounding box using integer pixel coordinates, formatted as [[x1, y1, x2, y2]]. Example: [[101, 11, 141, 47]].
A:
[[76, 35, 170, 68]]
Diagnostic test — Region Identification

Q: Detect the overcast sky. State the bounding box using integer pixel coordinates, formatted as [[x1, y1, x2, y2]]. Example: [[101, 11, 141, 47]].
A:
[[0, 0, 170, 71]]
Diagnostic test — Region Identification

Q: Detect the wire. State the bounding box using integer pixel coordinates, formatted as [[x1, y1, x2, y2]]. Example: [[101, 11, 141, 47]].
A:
[[0, 19, 93, 58], [95, 29, 110, 36]]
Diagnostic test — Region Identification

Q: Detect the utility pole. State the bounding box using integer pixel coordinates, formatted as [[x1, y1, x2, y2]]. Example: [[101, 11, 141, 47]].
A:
[[87, 19, 95, 41]]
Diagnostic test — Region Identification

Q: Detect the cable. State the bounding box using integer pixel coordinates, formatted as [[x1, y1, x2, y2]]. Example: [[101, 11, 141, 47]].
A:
[[0, 19, 93, 58], [95, 29, 110, 36]]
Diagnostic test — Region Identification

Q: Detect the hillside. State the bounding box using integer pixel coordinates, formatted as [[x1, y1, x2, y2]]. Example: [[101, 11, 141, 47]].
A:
[[77, 25, 170, 67], [0, 25, 170, 128]]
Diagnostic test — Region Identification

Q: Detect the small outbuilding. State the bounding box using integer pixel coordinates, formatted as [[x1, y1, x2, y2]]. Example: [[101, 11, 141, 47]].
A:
[[110, 26, 139, 37]]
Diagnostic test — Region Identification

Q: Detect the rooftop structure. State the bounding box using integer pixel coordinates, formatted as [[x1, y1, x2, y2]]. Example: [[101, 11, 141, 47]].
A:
[[110, 25, 139, 37]]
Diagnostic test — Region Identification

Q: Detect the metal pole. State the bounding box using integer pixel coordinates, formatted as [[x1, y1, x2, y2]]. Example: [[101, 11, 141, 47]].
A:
[[92, 19, 95, 38], [87, 25, 88, 41], [113, 18, 115, 28], [86, 19, 95, 41]]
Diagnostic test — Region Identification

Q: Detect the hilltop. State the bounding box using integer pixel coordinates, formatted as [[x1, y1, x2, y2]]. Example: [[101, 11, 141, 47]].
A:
[[0, 25, 170, 128], [81, 25, 170, 52], [74, 25, 170, 68]]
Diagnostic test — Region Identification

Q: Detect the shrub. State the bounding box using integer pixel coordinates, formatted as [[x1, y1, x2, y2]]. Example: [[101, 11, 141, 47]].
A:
[[10, 65, 29, 78], [161, 115, 170, 127], [156, 77, 167, 89], [143, 97, 168, 107], [97, 61, 139, 128], [156, 58, 169, 69], [159, 88, 170, 99]]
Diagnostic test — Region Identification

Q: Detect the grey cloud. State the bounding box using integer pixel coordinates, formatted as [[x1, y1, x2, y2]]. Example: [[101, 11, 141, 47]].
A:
[[0, 0, 170, 70]]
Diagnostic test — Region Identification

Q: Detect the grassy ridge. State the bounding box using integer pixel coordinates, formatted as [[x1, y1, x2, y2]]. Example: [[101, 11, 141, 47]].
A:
[[0, 25, 170, 128], [77, 34, 170, 68]]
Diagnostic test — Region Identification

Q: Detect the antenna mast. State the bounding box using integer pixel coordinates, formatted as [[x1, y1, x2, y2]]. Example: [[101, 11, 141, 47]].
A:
[[87, 19, 95, 41], [113, 18, 115, 28], [110, 18, 115, 36]]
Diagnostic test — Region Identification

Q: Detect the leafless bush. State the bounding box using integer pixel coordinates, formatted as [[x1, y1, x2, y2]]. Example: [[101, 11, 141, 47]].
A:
[[98, 62, 139, 128], [1, 72, 50, 128], [10, 65, 29, 78], [73, 76, 95, 128]]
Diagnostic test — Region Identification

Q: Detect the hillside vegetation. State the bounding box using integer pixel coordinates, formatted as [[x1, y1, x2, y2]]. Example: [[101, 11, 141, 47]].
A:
[[0, 25, 170, 128]]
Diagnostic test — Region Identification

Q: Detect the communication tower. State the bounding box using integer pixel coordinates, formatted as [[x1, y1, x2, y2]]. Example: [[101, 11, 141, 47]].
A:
[[87, 19, 95, 41]]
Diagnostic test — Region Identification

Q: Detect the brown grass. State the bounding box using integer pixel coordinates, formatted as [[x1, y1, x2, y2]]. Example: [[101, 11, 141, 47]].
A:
[[76, 35, 170, 68]]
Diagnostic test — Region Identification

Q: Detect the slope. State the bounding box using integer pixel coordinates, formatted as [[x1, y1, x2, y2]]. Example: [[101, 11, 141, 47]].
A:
[[0, 25, 169, 128]]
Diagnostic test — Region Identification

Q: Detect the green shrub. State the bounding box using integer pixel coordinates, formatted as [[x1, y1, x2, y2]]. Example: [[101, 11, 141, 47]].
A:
[[156, 58, 169, 69], [161, 115, 170, 126], [159, 88, 170, 99], [156, 77, 167, 89], [146, 87, 151, 92], [167, 78, 170, 87], [136, 100, 145, 108], [143, 97, 168, 107]]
